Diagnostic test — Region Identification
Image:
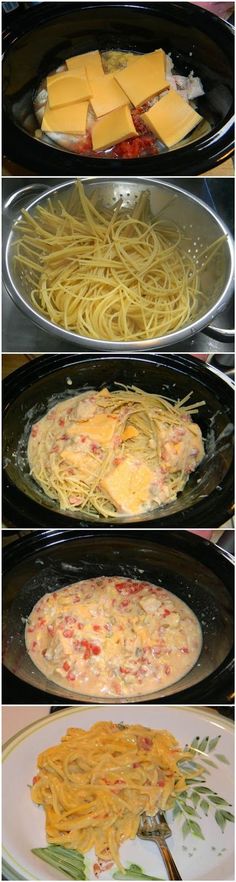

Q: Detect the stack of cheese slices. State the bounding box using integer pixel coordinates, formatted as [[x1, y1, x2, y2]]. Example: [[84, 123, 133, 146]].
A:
[[41, 48, 203, 151]]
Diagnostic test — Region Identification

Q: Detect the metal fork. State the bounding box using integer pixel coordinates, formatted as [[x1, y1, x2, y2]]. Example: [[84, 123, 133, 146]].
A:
[[137, 810, 182, 880]]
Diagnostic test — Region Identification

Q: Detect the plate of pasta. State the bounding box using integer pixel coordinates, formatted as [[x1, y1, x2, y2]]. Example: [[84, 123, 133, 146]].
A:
[[2, 706, 234, 881]]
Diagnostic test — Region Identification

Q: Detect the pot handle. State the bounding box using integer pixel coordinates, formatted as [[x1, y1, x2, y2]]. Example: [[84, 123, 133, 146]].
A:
[[204, 323, 234, 342], [2, 183, 51, 220]]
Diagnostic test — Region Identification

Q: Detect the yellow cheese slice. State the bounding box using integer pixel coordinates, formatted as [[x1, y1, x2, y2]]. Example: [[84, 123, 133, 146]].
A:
[[141, 91, 203, 147], [114, 49, 169, 107], [89, 73, 129, 117], [41, 101, 89, 134], [122, 425, 139, 441], [67, 413, 118, 444], [100, 458, 153, 514], [66, 49, 104, 79], [47, 69, 91, 108], [91, 105, 137, 151]]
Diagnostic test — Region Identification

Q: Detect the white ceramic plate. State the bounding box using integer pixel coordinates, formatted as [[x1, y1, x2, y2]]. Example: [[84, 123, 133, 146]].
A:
[[2, 706, 234, 881]]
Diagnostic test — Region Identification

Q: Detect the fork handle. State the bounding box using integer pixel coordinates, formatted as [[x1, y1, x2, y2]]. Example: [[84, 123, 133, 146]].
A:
[[152, 837, 182, 881]]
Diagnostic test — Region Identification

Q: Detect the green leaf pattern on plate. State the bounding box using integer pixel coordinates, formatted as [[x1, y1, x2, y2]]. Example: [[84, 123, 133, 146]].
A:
[[172, 733, 234, 842]]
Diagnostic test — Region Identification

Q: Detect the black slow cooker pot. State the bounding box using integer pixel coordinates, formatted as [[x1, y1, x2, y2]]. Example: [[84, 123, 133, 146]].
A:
[[2, 530, 234, 704], [2, 354, 234, 528], [2, 1, 234, 175]]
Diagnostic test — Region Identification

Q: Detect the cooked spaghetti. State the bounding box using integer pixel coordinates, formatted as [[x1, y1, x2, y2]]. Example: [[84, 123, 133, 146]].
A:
[[31, 721, 200, 869], [27, 385, 205, 517], [12, 181, 226, 342], [25, 577, 202, 696]]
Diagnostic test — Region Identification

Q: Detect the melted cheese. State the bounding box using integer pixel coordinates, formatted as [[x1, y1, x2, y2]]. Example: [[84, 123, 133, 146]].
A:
[[47, 69, 91, 108], [114, 49, 169, 106], [90, 73, 129, 117], [41, 101, 89, 133], [25, 577, 202, 697], [100, 458, 153, 514], [141, 91, 203, 147], [91, 105, 137, 151], [66, 49, 104, 79], [66, 413, 118, 444]]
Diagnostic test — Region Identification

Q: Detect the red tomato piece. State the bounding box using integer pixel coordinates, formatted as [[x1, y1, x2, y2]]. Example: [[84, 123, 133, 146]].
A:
[[67, 671, 76, 681], [63, 661, 70, 671], [63, 629, 74, 638]]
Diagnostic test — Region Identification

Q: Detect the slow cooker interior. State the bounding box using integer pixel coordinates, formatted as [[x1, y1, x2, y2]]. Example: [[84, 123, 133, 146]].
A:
[[9, 179, 231, 328], [3, 357, 234, 525], [2, 533, 233, 702], [3, 3, 233, 158]]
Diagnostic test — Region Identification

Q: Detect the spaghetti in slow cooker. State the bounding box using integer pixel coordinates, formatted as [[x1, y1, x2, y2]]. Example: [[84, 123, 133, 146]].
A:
[[27, 385, 205, 517]]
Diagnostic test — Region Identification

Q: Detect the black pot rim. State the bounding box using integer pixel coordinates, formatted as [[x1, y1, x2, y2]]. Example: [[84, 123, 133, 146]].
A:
[[3, 1, 234, 176], [3, 354, 234, 529], [3, 528, 234, 704]]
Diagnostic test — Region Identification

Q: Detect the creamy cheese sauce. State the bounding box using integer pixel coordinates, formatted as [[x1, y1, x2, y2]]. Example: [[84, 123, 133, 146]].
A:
[[25, 577, 202, 696]]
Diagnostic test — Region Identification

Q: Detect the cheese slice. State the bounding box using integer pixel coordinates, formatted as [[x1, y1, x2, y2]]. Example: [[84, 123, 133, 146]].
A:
[[90, 73, 128, 117], [66, 49, 104, 79], [100, 458, 153, 515], [47, 69, 91, 108], [114, 49, 169, 107], [67, 414, 118, 444], [141, 91, 203, 147], [41, 101, 89, 134], [122, 425, 139, 441], [91, 105, 137, 151]]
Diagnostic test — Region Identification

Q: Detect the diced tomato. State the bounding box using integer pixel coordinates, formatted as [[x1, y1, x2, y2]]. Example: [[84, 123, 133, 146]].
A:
[[63, 629, 74, 638], [32, 775, 39, 785], [60, 433, 69, 441], [31, 426, 38, 438], [83, 647, 91, 660], [181, 646, 189, 654], [159, 780, 165, 787], [113, 133, 158, 159], [27, 627, 34, 633], [120, 666, 131, 674], [38, 618, 46, 626], [93, 624, 101, 631], [65, 616, 76, 624], [67, 671, 76, 681], [63, 661, 70, 671], [74, 132, 93, 154], [92, 645, 101, 655], [133, 762, 141, 768], [138, 736, 153, 750], [91, 442, 100, 453], [120, 599, 130, 608], [77, 622, 84, 629], [162, 608, 171, 617], [113, 457, 123, 466], [113, 681, 122, 695]]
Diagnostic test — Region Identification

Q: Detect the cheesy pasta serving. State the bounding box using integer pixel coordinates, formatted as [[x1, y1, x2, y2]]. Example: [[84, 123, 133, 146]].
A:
[[31, 721, 200, 870]]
